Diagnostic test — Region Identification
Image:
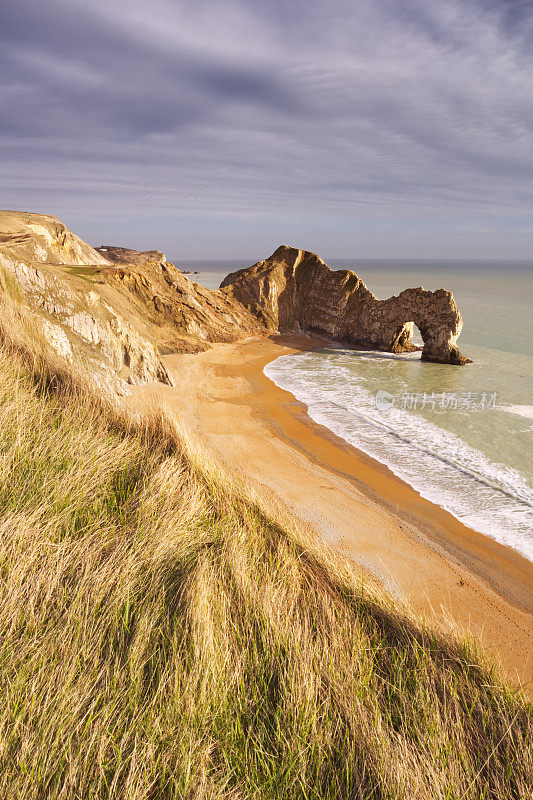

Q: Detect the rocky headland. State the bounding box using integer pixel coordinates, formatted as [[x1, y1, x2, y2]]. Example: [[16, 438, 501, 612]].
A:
[[95, 245, 168, 266], [221, 245, 471, 365], [0, 211, 265, 393], [0, 212, 470, 395]]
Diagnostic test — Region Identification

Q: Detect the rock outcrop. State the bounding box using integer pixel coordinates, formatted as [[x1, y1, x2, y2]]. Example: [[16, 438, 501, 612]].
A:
[[95, 246, 167, 266], [0, 211, 110, 267], [0, 213, 471, 396], [0, 219, 171, 392], [0, 211, 267, 393], [221, 246, 471, 365], [99, 257, 264, 351]]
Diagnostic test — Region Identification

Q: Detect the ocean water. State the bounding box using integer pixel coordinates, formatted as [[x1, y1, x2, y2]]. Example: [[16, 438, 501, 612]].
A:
[[173, 261, 252, 292], [179, 259, 533, 561]]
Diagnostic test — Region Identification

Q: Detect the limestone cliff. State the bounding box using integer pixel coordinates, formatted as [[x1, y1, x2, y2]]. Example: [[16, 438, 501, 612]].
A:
[[98, 256, 263, 351], [0, 211, 110, 267], [0, 214, 470, 395], [0, 211, 265, 394], [221, 245, 471, 365]]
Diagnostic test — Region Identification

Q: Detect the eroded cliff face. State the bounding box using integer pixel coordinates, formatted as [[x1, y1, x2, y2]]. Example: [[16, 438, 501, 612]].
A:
[[221, 245, 471, 365], [0, 213, 470, 394], [0, 211, 266, 394], [99, 258, 264, 351], [0, 211, 110, 267]]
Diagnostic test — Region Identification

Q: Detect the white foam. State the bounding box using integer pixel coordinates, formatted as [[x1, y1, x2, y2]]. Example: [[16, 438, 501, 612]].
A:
[[265, 352, 533, 561], [501, 404, 533, 420]]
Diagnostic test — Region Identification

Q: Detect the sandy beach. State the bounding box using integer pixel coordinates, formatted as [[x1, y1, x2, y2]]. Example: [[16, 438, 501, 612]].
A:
[[132, 334, 533, 692]]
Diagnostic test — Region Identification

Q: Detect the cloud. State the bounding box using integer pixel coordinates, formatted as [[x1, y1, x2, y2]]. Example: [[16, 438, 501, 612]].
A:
[[1, 0, 532, 256]]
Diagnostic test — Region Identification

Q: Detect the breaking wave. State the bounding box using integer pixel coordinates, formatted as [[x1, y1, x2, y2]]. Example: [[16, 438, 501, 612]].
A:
[[264, 350, 533, 561]]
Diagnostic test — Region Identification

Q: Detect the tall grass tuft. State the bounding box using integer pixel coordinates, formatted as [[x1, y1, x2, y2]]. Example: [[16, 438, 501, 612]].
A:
[[0, 282, 531, 798]]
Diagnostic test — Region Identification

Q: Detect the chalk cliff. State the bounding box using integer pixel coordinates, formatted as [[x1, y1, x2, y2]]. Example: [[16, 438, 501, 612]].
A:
[[221, 245, 471, 365]]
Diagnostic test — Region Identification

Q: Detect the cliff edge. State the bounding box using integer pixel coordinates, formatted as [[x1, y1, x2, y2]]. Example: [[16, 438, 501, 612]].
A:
[[0, 211, 265, 393], [0, 213, 471, 395]]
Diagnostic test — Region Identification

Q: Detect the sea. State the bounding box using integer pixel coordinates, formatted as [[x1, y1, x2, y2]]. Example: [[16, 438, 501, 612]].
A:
[[175, 258, 533, 562]]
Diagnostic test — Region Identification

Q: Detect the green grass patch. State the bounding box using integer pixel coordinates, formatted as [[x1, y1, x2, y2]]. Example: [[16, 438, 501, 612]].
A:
[[61, 264, 99, 281]]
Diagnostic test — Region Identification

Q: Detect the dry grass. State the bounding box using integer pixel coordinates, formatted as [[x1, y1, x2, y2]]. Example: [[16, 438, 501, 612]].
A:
[[0, 280, 532, 799]]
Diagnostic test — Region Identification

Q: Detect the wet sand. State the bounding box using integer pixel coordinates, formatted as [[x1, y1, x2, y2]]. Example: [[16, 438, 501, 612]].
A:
[[133, 334, 533, 692]]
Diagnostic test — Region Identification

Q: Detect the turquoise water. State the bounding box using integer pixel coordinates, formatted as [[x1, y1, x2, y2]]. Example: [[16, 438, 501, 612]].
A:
[[184, 259, 533, 560]]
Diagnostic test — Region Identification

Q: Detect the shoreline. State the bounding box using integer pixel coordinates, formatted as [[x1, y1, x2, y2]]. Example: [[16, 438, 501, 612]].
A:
[[260, 341, 533, 610], [133, 334, 533, 692]]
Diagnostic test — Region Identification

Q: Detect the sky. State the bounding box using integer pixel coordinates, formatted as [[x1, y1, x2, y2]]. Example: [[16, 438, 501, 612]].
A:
[[1, 0, 532, 260]]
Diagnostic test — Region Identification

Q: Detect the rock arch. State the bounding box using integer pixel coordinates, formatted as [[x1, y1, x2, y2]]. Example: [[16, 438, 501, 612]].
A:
[[221, 246, 471, 365]]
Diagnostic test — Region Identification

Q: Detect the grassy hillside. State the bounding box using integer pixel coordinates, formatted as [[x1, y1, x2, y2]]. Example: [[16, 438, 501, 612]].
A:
[[0, 286, 531, 799]]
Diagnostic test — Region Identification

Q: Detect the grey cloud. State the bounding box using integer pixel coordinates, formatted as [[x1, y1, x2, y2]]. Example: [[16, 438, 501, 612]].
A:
[[0, 0, 297, 139], [1, 0, 532, 257]]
